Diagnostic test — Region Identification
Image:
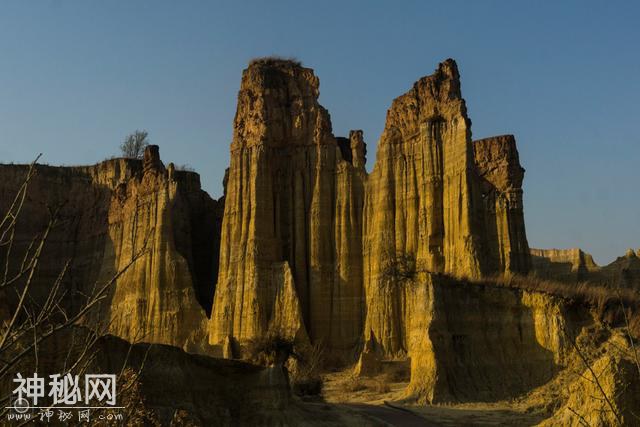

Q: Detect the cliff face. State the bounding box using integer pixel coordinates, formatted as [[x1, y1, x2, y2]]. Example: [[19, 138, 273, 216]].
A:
[[364, 59, 481, 284], [209, 59, 366, 351], [3, 58, 635, 423], [0, 146, 221, 350], [361, 60, 531, 355], [406, 275, 567, 403], [101, 147, 214, 348], [2, 59, 534, 363], [530, 248, 599, 282], [209, 58, 533, 357], [474, 135, 531, 274]]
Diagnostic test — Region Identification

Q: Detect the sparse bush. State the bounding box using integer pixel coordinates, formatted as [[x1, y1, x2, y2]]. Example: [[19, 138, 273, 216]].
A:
[[120, 130, 149, 159], [245, 333, 295, 366], [322, 352, 348, 372], [246, 334, 326, 396], [291, 372, 323, 397], [289, 342, 324, 397], [249, 55, 302, 68], [381, 253, 419, 286]]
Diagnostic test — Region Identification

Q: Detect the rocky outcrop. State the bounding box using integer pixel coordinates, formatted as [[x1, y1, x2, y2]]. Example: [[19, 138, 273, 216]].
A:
[[474, 135, 531, 274], [406, 275, 568, 403], [600, 250, 640, 290], [531, 247, 640, 289], [0, 146, 222, 350], [362, 60, 531, 356], [209, 58, 535, 358], [209, 59, 366, 352], [95, 334, 292, 426], [102, 147, 213, 348], [363, 59, 478, 356], [530, 248, 600, 282], [540, 334, 640, 427]]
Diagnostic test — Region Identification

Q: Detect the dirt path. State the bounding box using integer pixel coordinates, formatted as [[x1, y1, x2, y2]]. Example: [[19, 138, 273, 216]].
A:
[[320, 370, 545, 426], [342, 403, 439, 427]]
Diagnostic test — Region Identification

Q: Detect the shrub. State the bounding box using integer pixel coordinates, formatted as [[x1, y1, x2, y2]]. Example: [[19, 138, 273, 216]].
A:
[[291, 373, 323, 397], [248, 56, 302, 68], [380, 253, 421, 288], [245, 333, 294, 366], [289, 343, 324, 397]]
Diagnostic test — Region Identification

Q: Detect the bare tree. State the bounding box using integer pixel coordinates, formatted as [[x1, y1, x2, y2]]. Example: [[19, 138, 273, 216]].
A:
[[120, 130, 149, 159]]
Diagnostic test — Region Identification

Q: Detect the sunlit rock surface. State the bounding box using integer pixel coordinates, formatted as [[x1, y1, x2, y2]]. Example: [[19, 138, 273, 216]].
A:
[[209, 59, 366, 352], [0, 146, 222, 350]]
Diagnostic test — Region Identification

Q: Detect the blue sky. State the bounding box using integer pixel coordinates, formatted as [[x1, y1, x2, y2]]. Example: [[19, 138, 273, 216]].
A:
[[0, 1, 638, 264]]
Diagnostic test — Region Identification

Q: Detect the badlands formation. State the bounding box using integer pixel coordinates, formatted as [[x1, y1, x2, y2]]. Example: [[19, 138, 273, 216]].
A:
[[1, 58, 638, 425]]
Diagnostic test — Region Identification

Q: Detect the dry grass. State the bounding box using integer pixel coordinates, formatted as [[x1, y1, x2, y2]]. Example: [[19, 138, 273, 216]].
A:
[[383, 362, 410, 383], [340, 374, 367, 393], [290, 343, 324, 396], [373, 379, 391, 393]]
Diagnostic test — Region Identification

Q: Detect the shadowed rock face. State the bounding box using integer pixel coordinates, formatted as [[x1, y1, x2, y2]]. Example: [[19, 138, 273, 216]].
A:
[[530, 248, 600, 282], [209, 60, 366, 351], [474, 135, 531, 274], [0, 146, 223, 350], [406, 275, 566, 403]]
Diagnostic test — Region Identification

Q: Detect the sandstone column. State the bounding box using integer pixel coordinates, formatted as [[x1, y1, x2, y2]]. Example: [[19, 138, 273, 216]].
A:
[[209, 59, 365, 352]]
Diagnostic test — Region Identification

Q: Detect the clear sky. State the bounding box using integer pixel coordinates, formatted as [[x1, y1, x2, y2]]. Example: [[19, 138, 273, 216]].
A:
[[0, 1, 638, 264]]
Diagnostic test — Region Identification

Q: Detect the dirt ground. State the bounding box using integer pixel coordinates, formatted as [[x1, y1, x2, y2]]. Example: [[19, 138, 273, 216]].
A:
[[319, 367, 548, 426]]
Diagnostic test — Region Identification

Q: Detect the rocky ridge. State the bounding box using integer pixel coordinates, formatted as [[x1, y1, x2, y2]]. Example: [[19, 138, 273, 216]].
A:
[[531, 247, 640, 289], [0, 146, 222, 350]]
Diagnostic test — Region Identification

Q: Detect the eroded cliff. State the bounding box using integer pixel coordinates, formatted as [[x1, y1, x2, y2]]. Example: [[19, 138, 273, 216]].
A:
[[0, 146, 222, 350], [362, 60, 531, 356], [532, 247, 640, 289], [209, 59, 366, 352], [3, 57, 635, 425], [209, 58, 535, 360], [405, 275, 570, 403], [474, 135, 531, 274]]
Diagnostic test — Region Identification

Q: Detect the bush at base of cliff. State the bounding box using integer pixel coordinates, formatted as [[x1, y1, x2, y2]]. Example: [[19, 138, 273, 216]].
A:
[[245, 333, 295, 366], [288, 342, 325, 397], [291, 373, 323, 397]]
